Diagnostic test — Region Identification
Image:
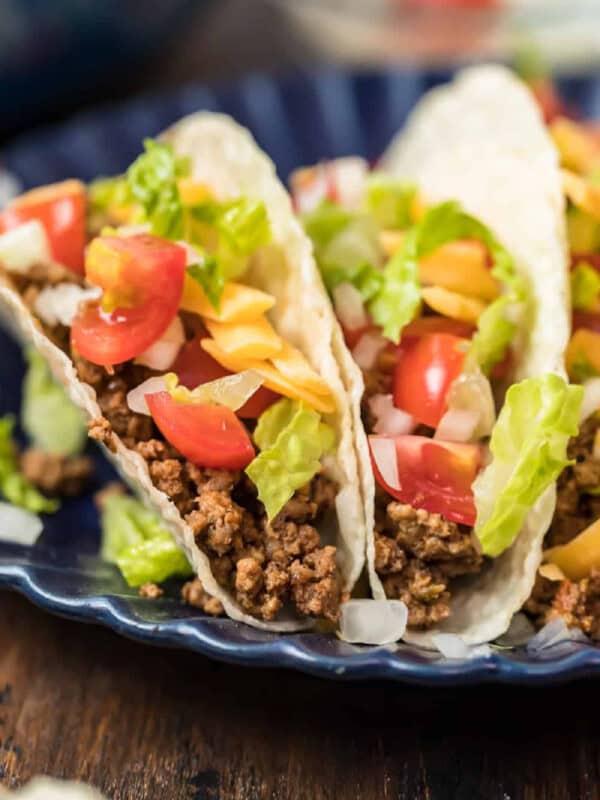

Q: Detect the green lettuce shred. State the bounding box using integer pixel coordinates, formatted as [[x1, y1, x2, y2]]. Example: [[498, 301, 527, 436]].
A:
[[245, 399, 335, 520], [303, 202, 382, 299], [474, 374, 583, 558], [22, 348, 87, 456], [370, 201, 528, 367], [127, 139, 190, 240], [571, 262, 600, 311], [101, 493, 192, 587], [0, 417, 58, 513], [88, 175, 132, 215], [365, 173, 416, 230]]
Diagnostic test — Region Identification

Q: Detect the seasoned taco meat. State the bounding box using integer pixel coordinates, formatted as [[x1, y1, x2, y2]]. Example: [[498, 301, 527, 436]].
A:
[[20, 448, 93, 497], [361, 348, 485, 629], [375, 499, 483, 628], [524, 416, 600, 638], [78, 357, 344, 622], [547, 415, 600, 547], [525, 570, 600, 639], [181, 577, 224, 616]]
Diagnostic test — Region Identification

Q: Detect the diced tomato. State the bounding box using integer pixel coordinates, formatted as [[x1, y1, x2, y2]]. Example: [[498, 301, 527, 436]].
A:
[[171, 334, 279, 418], [528, 78, 569, 125], [369, 434, 482, 526], [71, 234, 185, 366], [573, 309, 600, 334], [490, 347, 513, 380], [341, 322, 373, 349], [146, 391, 255, 469], [237, 385, 279, 419], [0, 180, 86, 273], [571, 253, 600, 272], [401, 315, 476, 341], [393, 333, 468, 428], [172, 334, 229, 387]]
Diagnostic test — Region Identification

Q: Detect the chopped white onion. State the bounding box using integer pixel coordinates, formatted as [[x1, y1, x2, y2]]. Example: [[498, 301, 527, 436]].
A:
[[126, 376, 168, 415], [34, 283, 101, 328], [289, 164, 329, 214], [526, 617, 587, 653], [580, 377, 600, 424], [0, 220, 52, 273], [135, 315, 185, 371], [431, 633, 490, 659], [0, 502, 43, 546], [339, 599, 408, 645], [13, 777, 108, 800], [174, 370, 264, 411], [369, 436, 400, 490], [115, 224, 151, 237], [175, 239, 204, 267], [446, 367, 496, 439], [352, 330, 387, 370], [328, 157, 369, 210], [332, 282, 368, 332], [369, 394, 415, 436], [434, 408, 480, 443]]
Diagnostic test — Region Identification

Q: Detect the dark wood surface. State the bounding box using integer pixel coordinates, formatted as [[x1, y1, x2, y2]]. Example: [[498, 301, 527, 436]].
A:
[[0, 591, 598, 800]]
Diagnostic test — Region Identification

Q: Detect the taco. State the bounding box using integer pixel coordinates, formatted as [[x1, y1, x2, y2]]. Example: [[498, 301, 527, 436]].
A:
[[0, 114, 366, 631], [292, 65, 582, 645], [522, 95, 600, 638]]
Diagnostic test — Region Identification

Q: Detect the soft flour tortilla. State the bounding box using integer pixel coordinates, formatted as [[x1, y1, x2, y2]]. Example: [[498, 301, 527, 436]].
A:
[[354, 65, 569, 645], [0, 113, 367, 631]]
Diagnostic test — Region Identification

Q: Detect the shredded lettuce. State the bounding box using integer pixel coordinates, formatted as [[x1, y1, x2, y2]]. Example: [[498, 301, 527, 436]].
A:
[[101, 493, 192, 587], [571, 262, 600, 310], [88, 175, 132, 215], [0, 417, 58, 513], [186, 256, 224, 311], [303, 203, 382, 299], [245, 399, 335, 519], [570, 352, 600, 383], [365, 174, 416, 230], [474, 374, 583, 558], [22, 349, 87, 456], [370, 202, 527, 360], [127, 139, 189, 240]]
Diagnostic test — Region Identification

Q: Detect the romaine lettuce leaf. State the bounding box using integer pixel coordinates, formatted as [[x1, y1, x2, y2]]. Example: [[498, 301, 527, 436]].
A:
[[186, 256, 224, 311], [369, 201, 527, 358], [0, 416, 58, 513], [127, 139, 189, 240], [365, 173, 416, 230], [474, 374, 583, 557], [101, 493, 192, 587], [571, 262, 600, 310], [22, 348, 87, 456], [246, 399, 335, 519], [88, 175, 132, 215]]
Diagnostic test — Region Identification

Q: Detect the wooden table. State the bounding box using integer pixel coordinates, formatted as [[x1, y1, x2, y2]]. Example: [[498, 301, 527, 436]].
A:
[[0, 591, 598, 799]]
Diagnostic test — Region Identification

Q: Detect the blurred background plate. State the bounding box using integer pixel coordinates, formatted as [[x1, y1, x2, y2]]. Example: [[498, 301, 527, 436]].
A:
[[2, 66, 600, 684]]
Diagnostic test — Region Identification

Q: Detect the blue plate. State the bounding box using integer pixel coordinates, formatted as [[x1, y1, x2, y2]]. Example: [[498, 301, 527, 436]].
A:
[[2, 67, 600, 684]]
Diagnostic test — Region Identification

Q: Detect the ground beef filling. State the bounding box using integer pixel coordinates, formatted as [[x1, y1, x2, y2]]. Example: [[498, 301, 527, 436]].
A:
[[524, 416, 600, 637], [374, 495, 483, 629], [20, 448, 93, 497], [76, 356, 343, 622], [362, 357, 484, 629]]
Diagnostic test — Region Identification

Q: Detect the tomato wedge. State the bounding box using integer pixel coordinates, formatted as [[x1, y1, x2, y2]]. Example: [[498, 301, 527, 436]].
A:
[[0, 180, 86, 273], [401, 316, 475, 341], [572, 253, 600, 272], [146, 392, 255, 469], [369, 434, 482, 526], [573, 309, 600, 334], [71, 234, 185, 366], [172, 335, 279, 418], [393, 333, 468, 429]]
